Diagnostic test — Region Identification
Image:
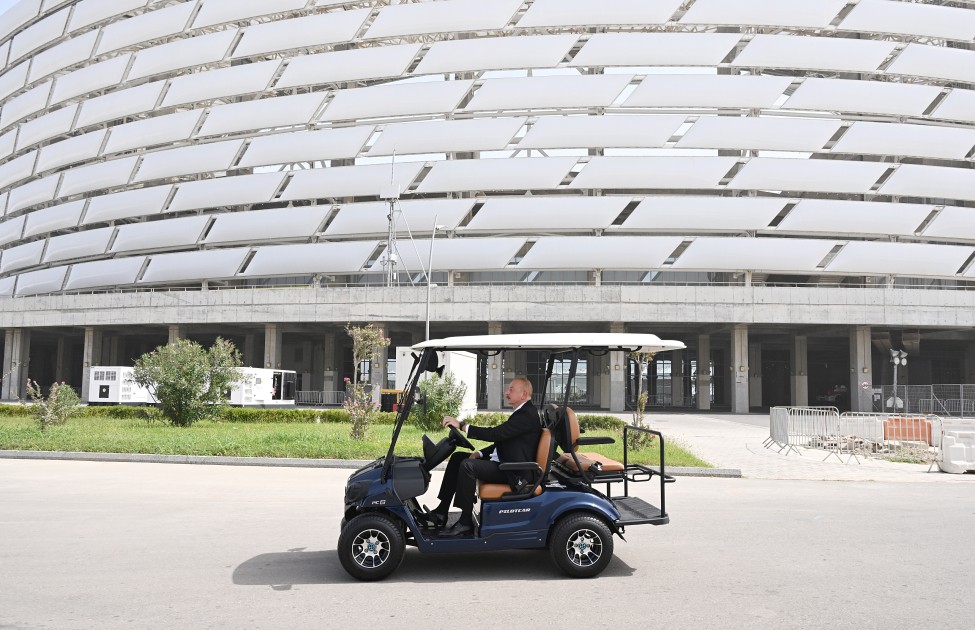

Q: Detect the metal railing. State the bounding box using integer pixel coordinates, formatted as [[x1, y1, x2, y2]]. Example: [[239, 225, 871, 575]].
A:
[[880, 384, 975, 417], [295, 390, 345, 406]]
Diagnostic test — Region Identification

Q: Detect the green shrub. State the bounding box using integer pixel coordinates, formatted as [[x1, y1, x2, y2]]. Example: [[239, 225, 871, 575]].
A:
[[23, 380, 82, 432], [411, 372, 468, 431], [578, 414, 626, 432]]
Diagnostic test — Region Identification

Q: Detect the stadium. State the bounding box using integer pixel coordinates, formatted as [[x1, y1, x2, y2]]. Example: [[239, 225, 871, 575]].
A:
[[1, 0, 975, 414]]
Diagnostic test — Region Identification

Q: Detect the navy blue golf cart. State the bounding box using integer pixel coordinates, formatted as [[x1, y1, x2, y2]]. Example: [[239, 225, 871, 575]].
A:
[[338, 333, 685, 580]]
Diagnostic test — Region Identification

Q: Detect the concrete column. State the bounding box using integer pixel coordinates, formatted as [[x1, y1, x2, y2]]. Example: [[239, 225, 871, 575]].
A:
[[671, 349, 685, 406], [167, 325, 185, 344], [696, 334, 711, 411], [609, 322, 626, 412], [80, 327, 102, 403], [791, 335, 809, 407], [264, 324, 282, 369], [243, 334, 256, 368], [2, 330, 14, 400], [322, 332, 336, 393], [731, 324, 749, 413], [748, 343, 762, 408], [369, 325, 387, 405], [849, 325, 872, 412], [2, 329, 30, 400], [108, 335, 120, 365], [487, 322, 503, 410], [54, 337, 66, 382]]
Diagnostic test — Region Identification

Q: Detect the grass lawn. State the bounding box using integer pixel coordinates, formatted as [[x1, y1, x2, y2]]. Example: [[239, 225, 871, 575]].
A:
[[0, 414, 713, 468]]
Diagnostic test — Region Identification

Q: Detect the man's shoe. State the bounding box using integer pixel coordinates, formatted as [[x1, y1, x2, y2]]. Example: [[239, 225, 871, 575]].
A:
[[416, 511, 447, 529], [439, 522, 474, 537]]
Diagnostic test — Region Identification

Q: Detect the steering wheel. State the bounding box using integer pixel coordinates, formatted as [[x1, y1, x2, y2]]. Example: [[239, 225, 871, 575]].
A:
[[449, 423, 475, 451]]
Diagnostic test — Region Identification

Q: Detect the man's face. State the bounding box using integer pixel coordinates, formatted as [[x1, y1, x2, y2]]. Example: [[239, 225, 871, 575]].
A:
[[505, 381, 528, 408]]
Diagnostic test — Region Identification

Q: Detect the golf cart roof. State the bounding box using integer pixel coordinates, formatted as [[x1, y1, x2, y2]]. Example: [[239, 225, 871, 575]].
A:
[[413, 333, 685, 354]]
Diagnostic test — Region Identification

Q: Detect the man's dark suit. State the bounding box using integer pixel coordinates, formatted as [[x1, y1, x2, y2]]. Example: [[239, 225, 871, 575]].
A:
[[438, 401, 541, 516]]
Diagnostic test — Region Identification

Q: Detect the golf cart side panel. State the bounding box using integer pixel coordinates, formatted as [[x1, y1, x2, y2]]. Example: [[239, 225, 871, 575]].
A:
[[479, 487, 622, 539]]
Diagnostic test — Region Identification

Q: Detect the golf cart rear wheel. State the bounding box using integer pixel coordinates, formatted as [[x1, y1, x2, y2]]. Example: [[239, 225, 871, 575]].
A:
[[338, 514, 405, 581], [550, 514, 614, 578]]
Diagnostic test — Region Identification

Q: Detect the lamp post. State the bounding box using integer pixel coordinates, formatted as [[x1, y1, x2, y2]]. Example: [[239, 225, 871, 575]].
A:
[[425, 218, 444, 341], [887, 348, 908, 410]]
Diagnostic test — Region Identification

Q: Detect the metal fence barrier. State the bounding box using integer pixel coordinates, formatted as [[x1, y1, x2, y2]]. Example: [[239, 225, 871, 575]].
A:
[[879, 384, 975, 417], [296, 390, 346, 406]]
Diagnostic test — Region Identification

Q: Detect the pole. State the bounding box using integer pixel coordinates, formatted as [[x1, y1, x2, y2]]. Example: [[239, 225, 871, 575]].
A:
[[425, 215, 439, 341]]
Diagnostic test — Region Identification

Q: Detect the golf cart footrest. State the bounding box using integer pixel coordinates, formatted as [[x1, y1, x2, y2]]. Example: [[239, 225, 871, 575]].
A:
[[612, 496, 668, 526]]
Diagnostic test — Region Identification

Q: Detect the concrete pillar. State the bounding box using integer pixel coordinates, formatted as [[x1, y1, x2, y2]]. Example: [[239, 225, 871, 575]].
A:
[[2, 329, 30, 400], [748, 343, 762, 408], [609, 322, 626, 412], [2, 330, 15, 400], [849, 325, 872, 412], [369, 325, 387, 405], [243, 334, 256, 368], [672, 349, 685, 406], [54, 337, 66, 382], [80, 327, 102, 403], [791, 335, 809, 407], [108, 335, 120, 365], [731, 324, 749, 413], [322, 332, 336, 393], [487, 322, 503, 410], [696, 334, 711, 411], [167, 325, 185, 344], [264, 324, 282, 369]]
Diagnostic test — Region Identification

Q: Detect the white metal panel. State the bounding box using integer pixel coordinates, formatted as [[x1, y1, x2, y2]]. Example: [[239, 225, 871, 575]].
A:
[[415, 35, 577, 74], [681, 0, 848, 28], [728, 158, 890, 195], [518, 0, 682, 27], [368, 238, 526, 272], [10, 7, 69, 63], [65, 256, 146, 290], [276, 43, 419, 89], [366, 0, 523, 39], [194, 0, 307, 28], [128, 29, 237, 81], [280, 162, 424, 201], [7, 174, 58, 212], [69, 0, 149, 32], [620, 196, 787, 232], [0, 81, 52, 128], [168, 172, 285, 212], [0, 61, 28, 101], [22, 199, 85, 236], [465, 75, 632, 111], [464, 197, 629, 233], [324, 199, 475, 237], [624, 75, 792, 109], [777, 200, 932, 237], [416, 157, 577, 194], [933, 89, 975, 124], [15, 266, 67, 295], [133, 140, 243, 183], [839, 0, 975, 41], [0, 239, 45, 272], [160, 60, 280, 107], [519, 114, 684, 150], [321, 79, 473, 122], [0, 275, 13, 297], [570, 157, 738, 190], [879, 165, 975, 203], [238, 126, 373, 168], [832, 122, 975, 161], [140, 248, 249, 283], [111, 215, 209, 253], [242, 241, 379, 276], [96, 2, 197, 55], [75, 81, 165, 128], [673, 237, 839, 272], [26, 27, 95, 82], [928, 207, 975, 244], [827, 242, 973, 277], [0, 151, 37, 190], [0, 0, 41, 44], [198, 93, 324, 137], [518, 236, 682, 270], [886, 44, 975, 84], [59, 156, 138, 197], [571, 33, 741, 68], [16, 102, 77, 149], [783, 78, 941, 118], [50, 53, 131, 104], [44, 226, 113, 262], [0, 214, 25, 246], [0, 39, 9, 69], [678, 116, 840, 152], [36, 129, 106, 172], [232, 9, 369, 58], [83, 185, 172, 224], [369, 118, 525, 157], [0, 191, 6, 216], [0, 129, 14, 160], [104, 110, 201, 154], [733, 34, 895, 74], [203, 206, 329, 244]]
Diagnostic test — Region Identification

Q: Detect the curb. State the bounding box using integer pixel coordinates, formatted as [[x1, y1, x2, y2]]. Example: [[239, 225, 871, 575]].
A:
[[0, 450, 742, 477]]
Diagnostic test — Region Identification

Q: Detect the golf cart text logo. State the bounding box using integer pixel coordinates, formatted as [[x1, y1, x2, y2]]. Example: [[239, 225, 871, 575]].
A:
[[498, 508, 531, 514]]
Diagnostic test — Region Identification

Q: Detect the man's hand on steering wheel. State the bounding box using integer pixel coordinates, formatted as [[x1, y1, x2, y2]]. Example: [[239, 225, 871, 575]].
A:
[[443, 416, 475, 450]]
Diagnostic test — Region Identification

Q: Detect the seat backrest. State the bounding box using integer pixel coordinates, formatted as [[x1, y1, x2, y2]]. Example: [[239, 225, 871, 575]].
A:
[[536, 428, 552, 470], [564, 407, 581, 452]]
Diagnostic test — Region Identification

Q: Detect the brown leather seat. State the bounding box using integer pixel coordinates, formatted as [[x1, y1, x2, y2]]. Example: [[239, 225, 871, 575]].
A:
[[556, 407, 625, 473], [478, 428, 551, 500]]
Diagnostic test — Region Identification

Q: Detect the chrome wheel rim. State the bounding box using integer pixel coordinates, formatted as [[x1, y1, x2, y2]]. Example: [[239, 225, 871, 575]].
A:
[[565, 528, 603, 567], [351, 528, 390, 569]]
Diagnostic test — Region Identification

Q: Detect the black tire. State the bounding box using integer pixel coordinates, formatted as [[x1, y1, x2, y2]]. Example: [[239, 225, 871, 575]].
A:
[[549, 514, 615, 578], [337, 513, 405, 581]]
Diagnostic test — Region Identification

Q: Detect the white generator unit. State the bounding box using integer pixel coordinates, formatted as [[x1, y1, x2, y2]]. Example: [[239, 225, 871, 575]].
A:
[[230, 368, 297, 407], [87, 367, 157, 405], [395, 347, 478, 420]]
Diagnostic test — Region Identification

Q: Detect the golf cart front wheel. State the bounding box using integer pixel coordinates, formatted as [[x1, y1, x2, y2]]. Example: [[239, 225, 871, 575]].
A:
[[550, 514, 614, 578], [338, 514, 405, 581]]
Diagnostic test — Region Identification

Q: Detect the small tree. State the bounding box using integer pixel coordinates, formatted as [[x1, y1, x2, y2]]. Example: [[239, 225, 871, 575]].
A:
[[411, 371, 468, 431], [344, 324, 390, 440], [628, 351, 656, 451], [132, 337, 243, 427], [23, 380, 81, 432]]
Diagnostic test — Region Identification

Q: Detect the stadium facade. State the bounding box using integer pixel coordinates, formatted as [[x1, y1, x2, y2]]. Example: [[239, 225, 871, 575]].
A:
[[2, 0, 975, 413]]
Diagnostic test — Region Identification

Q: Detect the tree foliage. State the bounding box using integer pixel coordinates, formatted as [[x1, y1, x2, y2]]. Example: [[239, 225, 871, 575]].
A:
[[343, 324, 390, 440], [132, 337, 243, 427], [628, 351, 657, 451], [411, 371, 468, 431], [23, 380, 81, 432]]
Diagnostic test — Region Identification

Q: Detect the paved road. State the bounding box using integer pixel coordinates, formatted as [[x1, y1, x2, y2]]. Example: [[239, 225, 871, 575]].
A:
[[1, 458, 971, 630]]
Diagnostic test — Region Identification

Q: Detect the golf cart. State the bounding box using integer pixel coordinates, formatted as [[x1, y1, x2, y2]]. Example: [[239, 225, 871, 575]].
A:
[[338, 333, 685, 580]]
